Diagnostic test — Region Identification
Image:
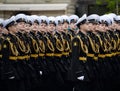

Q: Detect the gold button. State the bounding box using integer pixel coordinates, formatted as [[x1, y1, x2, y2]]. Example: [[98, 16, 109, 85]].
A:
[[74, 42, 77, 46]]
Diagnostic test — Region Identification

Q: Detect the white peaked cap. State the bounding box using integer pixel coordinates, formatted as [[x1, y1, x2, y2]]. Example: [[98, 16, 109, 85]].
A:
[[30, 15, 41, 24], [40, 15, 49, 24], [55, 16, 63, 25], [87, 14, 100, 22], [15, 13, 27, 22], [107, 15, 114, 24], [61, 15, 70, 24], [115, 15, 120, 21], [3, 16, 16, 28], [48, 16, 55, 23], [108, 13, 117, 20], [75, 14, 87, 26], [26, 15, 34, 24], [100, 15, 112, 25], [69, 15, 79, 22]]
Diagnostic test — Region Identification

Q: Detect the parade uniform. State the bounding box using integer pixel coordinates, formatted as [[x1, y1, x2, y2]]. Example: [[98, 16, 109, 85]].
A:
[[1, 13, 120, 91], [72, 14, 92, 91], [1, 16, 25, 91]]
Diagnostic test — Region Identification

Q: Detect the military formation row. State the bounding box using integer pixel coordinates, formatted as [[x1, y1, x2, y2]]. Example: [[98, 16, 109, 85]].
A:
[[0, 13, 120, 91]]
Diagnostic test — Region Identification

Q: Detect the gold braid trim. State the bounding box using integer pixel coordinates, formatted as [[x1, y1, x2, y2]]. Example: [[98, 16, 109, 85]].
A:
[[96, 34, 103, 46], [61, 35, 70, 52], [45, 36, 55, 52], [87, 35, 99, 53], [54, 35, 64, 52], [0, 37, 3, 51], [103, 38, 110, 52], [68, 33, 73, 42], [38, 39, 45, 53], [115, 33, 119, 50], [118, 39, 120, 51], [106, 34, 114, 51], [95, 43, 99, 53], [67, 33, 73, 52], [111, 39, 117, 50], [15, 35, 26, 53], [96, 34, 108, 52], [76, 36, 88, 54], [30, 36, 39, 53], [6, 38, 19, 56], [25, 44, 30, 54], [64, 39, 70, 52]]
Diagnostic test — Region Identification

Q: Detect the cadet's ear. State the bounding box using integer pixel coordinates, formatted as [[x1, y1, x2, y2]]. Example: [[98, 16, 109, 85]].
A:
[[7, 26, 12, 31]]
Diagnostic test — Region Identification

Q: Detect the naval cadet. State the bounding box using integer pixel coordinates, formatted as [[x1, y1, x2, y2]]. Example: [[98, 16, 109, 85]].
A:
[[1, 16, 25, 91], [69, 15, 79, 36], [72, 14, 92, 91]]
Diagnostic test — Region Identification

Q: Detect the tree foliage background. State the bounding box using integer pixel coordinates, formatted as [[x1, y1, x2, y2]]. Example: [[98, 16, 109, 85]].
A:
[[96, 0, 120, 14]]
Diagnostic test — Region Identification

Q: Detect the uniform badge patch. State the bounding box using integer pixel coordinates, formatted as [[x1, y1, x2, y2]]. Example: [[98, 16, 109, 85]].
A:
[[3, 44, 7, 48]]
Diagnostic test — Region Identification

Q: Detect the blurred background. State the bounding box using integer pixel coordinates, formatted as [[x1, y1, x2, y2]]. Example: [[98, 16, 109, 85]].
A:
[[0, 0, 120, 18]]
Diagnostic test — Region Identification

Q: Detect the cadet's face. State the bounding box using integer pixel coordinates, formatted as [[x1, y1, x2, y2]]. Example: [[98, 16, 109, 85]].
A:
[[8, 25, 17, 33], [115, 23, 120, 30], [25, 23, 31, 32], [39, 23, 47, 32], [98, 24, 106, 32], [113, 23, 120, 30], [94, 24, 100, 31], [56, 24, 63, 32], [62, 22, 69, 29], [48, 24, 56, 31], [70, 23, 77, 29], [112, 23, 117, 28], [93, 24, 98, 32], [106, 26, 109, 31], [87, 23, 93, 31], [40, 23, 47, 29], [108, 24, 113, 30], [2, 28, 8, 34], [31, 23, 39, 31], [16, 22, 26, 31], [80, 23, 89, 31], [0, 26, 3, 33]]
